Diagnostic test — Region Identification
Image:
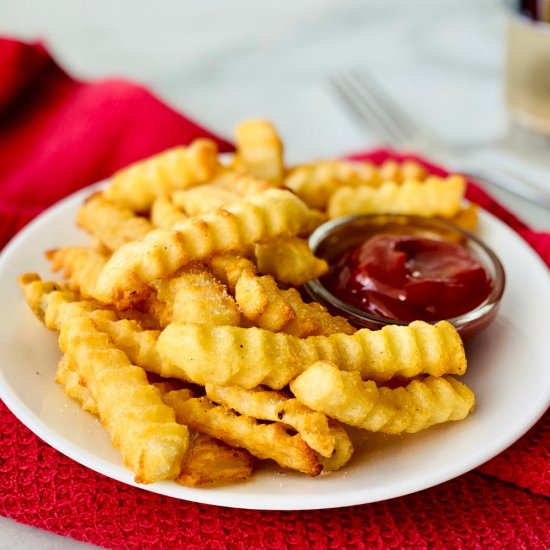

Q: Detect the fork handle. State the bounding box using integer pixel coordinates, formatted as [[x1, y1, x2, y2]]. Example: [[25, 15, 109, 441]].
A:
[[451, 163, 550, 211]]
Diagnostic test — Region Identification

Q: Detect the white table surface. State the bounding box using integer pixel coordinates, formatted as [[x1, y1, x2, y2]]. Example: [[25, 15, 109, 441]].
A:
[[0, 0, 548, 548]]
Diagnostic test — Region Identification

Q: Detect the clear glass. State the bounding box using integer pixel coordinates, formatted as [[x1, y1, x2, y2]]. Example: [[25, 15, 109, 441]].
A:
[[304, 214, 506, 340], [505, 1, 550, 135]]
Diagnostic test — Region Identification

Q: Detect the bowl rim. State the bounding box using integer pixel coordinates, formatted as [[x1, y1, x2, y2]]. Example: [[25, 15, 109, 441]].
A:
[[305, 213, 506, 331]]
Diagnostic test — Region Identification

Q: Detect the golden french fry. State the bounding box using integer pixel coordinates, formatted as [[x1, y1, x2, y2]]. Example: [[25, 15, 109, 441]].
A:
[[207, 253, 256, 292], [18, 273, 108, 329], [77, 192, 153, 251], [56, 354, 250, 487], [234, 271, 353, 337], [93, 189, 323, 309], [47, 246, 109, 299], [157, 320, 466, 390], [234, 269, 295, 332], [26, 291, 186, 481], [150, 196, 188, 229], [233, 120, 284, 185], [56, 354, 98, 415], [317, 422, 354, 472], [56, 360, 252, 487], [208, 253, 355, 338], [378, 159, 428, 183], [92, 317, 173, 378], [327, 176, 465, 219], [254, 236, 328, 286], [18, 275, 175, 379], [280, 287, 355, 337], [18, 275, 189, 483], [290, 361, 475, 434], [149, 264, 241, 327], [177, 434, 255, 487], [104, 140, 220, 212], [284, 161, 380, 209], [450, 203, 479, 232], [284, 160, 429, 210], [161, 390, 322, 476], [172, 171, 275, 227], [212, 253, 352, 337], [172, 185, 242, 216], [213, 174, 275, 195], [205, 384, 335, 457]]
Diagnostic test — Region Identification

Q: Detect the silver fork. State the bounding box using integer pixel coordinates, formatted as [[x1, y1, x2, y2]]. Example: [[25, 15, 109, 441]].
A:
[[330, 70, 550, 209]]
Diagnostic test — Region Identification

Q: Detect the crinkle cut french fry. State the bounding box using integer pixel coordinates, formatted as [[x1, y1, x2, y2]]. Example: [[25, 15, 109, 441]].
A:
[[47, 247, 109, 299], [156, 320, 466, 390], [172, 186, 241, 216], [204, 383, 353, 470], [234, 269, 295, 332], [18, 275, 189, 483], [284, 161, 380, 209], [205, 384, 335, 457], [18, 275, 179, 380], [207, 253, 256, 293], [284, 160, 428, 210], [327, 176, 465, 219], [173, 171, 274, 207], [234, 270, 351, 337], [56, 354, 98, 415], [211, 253, 353, 337], [104, 140, 220, 212], [55, 360, 253, 487], [177, 434, 255, 487], [91, 317, 175, 379], [77, 192, 154, 251], [290, 361, 475, 434], [254, 236, 328, 286], [60, 316, 189, 483], [318, 422, 354, 472], [161, 390, 322, 476], [450, 203, 478, 232], [93, 189, 324, 309], [377, 159, 428, 183], [150, 196, 188, 229], [233, 120, 284, 185], [280, 287, 355, 337], [213, 174, 275, 196], [18, 273, 112, 330], [149, 264, 241, 327], [82, 313, 186, 383]]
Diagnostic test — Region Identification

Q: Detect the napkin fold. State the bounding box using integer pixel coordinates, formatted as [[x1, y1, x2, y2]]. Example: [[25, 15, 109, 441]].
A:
[[0, 37, 233, 250], [0, 38, 548, 549]]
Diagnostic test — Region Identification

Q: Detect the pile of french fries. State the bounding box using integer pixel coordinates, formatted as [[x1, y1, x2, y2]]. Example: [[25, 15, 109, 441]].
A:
[[19, 120, 475, 487]]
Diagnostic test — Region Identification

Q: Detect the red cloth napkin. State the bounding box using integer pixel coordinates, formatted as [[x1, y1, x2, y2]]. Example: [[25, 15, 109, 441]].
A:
[[0, 38, 548, 549], [0, 38, 233, 250]]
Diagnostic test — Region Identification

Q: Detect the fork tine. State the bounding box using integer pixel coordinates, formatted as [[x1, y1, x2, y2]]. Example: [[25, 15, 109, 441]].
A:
[[331, 73, 408, 147], [345, 71, 418, 148], [350, 70, 420, 143], [330, 69, 431, 150], [329, 75, 399, 147]]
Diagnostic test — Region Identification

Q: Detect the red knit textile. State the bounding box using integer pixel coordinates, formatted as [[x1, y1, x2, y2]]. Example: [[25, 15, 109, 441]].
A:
[[0, 38, 548, 549]]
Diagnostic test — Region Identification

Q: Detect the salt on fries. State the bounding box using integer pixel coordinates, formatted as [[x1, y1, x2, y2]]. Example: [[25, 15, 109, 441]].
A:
[[19, 119, 475, 487]]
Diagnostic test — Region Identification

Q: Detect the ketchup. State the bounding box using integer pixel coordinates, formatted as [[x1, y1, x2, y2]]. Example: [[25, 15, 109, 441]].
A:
[[322, 234, 493, 322]]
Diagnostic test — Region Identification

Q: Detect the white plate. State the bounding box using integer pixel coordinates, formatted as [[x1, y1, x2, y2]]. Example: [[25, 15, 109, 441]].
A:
[[0, 183, 549, 511]]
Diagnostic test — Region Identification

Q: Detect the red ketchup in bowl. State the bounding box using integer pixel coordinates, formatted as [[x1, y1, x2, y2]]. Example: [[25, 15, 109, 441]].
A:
[[322, 234, 493, 323]]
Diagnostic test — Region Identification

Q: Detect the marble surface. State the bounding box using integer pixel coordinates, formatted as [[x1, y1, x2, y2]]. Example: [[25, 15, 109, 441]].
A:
[[0, 0, 548, 548]]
